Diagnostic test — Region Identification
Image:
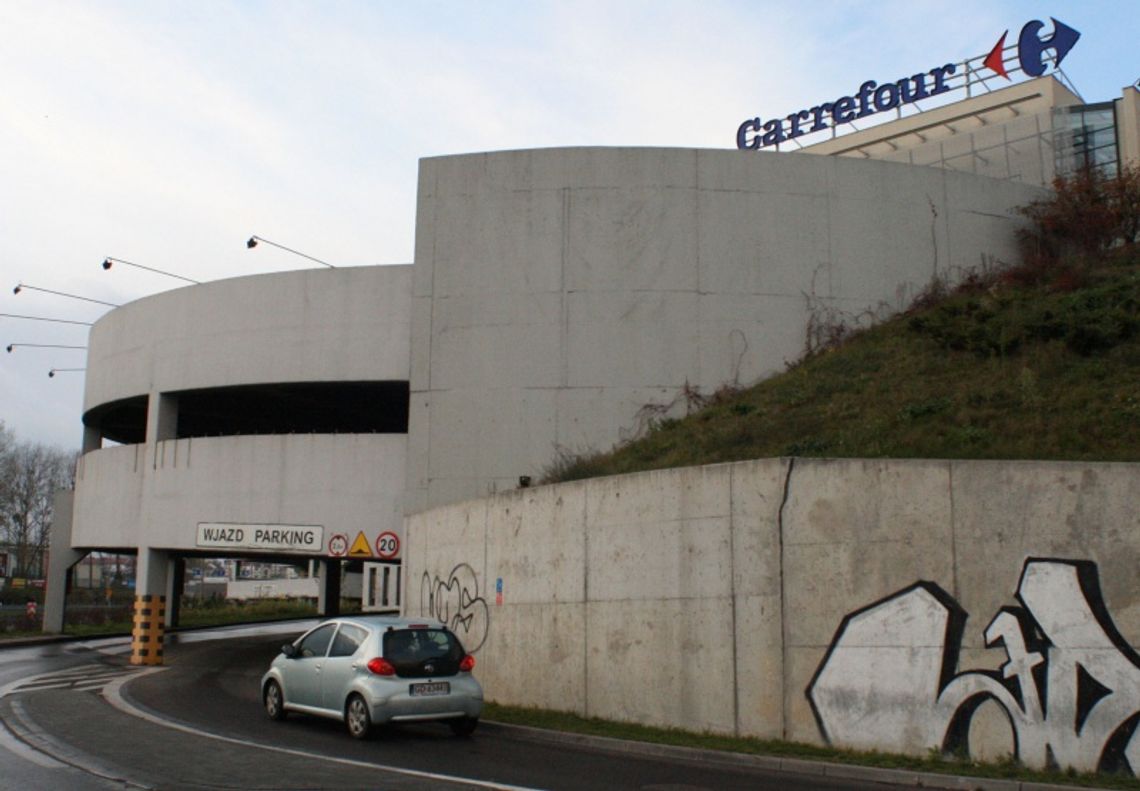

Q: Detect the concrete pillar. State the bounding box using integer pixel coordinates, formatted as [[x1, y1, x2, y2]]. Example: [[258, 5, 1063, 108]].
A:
[[145, 392, 179, 443], [82, 425, 102, 454], [1117, 86, 1140, 170], [316, 560, 326, 612], [43, 490, 84, 634], [167, 557, 185, 629], [317, 560, 341, 617], [136, 548, 169, 599], [131, 548, 169, 666]]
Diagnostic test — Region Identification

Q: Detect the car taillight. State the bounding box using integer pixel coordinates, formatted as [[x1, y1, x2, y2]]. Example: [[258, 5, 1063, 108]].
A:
[[459, 654, 476, 672], [367, 658, 396, 676]]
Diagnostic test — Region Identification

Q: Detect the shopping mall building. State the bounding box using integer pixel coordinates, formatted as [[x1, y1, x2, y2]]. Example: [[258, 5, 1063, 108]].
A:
[[44, 19, 1140, 664]]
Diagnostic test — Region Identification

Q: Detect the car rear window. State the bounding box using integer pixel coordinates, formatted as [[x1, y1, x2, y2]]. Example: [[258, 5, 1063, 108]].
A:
[[382, 628, 465, 678]]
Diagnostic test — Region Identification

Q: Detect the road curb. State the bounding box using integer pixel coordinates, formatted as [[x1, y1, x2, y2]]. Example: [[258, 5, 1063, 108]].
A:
[[0, 695, 152, 789], [0, 634, 89, 649], [0, 616, 318, 650], [481, 721, 1105, 791]]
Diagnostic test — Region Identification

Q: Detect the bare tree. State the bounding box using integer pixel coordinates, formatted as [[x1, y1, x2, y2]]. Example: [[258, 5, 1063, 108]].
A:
[[0, 424, 75, 579], [0, 421, 10, 579], [0, 421, 11, 463]]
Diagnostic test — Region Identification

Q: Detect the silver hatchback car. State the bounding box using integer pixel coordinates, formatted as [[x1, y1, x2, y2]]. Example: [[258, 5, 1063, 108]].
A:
[[261, 616, 483, 739]]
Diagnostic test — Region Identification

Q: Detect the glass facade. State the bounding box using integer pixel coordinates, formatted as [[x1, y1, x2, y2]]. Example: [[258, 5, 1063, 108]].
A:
[[1054, 102, 1120, 177]]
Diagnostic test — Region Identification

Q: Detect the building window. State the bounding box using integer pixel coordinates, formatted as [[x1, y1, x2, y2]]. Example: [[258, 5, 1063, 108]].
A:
[[1054, 102, 1120, 178]]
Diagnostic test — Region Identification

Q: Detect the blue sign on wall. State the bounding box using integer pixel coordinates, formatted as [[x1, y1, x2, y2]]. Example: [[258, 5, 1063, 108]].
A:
[[737, 64, 957, 150], [737, 18, 1080, 151]]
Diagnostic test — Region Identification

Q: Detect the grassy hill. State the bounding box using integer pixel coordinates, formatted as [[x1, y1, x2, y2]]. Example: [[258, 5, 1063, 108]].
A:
[[545, 169, 1140, 483]]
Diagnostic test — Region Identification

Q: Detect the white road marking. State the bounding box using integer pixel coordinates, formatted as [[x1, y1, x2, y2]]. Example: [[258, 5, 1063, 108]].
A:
[[104, 671, 546, 791], [21, 669, 127, 686], [62, 636, 133, 657], [0, 663, 144, 696], [73, 680, 126, 692]]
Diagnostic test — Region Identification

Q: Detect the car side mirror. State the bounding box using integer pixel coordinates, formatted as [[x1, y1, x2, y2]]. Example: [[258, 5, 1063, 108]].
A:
[[281, 643, 298, 658]]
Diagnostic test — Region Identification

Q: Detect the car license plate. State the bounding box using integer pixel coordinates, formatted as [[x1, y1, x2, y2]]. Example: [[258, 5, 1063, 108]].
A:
[[410, 682, 450, 697]]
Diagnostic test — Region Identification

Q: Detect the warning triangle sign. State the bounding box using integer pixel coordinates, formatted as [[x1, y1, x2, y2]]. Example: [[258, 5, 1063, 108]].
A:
[[348, 531, 373, 558]]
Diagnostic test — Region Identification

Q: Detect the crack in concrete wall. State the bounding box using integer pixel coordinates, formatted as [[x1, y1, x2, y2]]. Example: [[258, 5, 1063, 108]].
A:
[[405, 456, 1140, 763]]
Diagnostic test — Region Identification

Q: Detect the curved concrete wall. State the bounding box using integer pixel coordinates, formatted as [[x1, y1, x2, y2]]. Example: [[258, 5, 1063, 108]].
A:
[[84, 265, 412, 413], [407, 147, 1048, 510], [404, 457, 1140, 774], [73, 434, 407, 552], [71, 444, 145, 547], [74, 265, 413, 559]]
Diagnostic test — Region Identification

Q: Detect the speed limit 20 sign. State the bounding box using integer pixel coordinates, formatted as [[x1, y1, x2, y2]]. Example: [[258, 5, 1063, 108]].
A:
[[375, 531, 400, 560]]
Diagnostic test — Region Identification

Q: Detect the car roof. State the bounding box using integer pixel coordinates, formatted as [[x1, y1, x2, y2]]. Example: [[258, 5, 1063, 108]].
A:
[[327, 615, 447, 631]]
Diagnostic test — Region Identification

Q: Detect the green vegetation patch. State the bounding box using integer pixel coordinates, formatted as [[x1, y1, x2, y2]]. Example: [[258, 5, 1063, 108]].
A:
[[544, 248, 1140, 483]]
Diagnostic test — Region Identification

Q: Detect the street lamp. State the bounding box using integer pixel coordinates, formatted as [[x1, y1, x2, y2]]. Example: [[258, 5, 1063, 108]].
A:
[[48, 368, 86, 378], [0, 314, 94, 326], [102, 257, 200, 284], [13, 283, 118, 307], [6, 343, 87, 353], [246, 235, 336, 268]]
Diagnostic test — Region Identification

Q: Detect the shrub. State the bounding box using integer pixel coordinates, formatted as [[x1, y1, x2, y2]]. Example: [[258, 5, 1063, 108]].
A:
[[1014, 164, 1140, 287]]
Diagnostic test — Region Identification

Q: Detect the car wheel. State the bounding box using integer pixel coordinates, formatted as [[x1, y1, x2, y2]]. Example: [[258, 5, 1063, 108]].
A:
[[449, 716, 478, 737], [345, 694, 373, 740], [264, 681, 286, 721]]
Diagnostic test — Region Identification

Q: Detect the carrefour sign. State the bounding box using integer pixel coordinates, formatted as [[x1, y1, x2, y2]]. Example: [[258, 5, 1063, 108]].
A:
[[737, 64, 957, 150], [736, 18, 1080, 151]]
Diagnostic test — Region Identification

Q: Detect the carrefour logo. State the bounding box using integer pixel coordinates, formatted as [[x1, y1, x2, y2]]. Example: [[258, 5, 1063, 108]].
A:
[[736, 18, 1081, 151], [983, 17, 1080, 79]]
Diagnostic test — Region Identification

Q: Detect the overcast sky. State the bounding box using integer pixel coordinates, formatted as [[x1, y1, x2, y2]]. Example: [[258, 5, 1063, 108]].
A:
[[2, 0, 1137, 450]]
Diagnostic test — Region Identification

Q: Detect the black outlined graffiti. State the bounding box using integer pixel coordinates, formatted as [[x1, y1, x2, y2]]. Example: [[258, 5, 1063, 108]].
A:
[[808, 558, 1140, 775], [420, 563, 490, 654]]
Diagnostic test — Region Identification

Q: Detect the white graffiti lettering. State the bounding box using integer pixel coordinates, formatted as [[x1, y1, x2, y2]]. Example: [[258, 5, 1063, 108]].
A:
[[808, 558, 1140, 775]]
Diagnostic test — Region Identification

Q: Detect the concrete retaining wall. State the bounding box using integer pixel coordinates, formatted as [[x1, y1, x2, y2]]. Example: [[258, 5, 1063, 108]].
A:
[[404, 457, 1140, 774], [406, 147, 1048, 512]]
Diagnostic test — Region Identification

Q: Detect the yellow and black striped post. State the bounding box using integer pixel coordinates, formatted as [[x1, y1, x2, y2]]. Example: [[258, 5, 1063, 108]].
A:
[[130, 594, 166, 666]]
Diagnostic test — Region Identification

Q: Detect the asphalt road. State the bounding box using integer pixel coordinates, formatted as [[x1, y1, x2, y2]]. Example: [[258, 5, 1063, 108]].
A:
[[0, 635, 137, 790], [0, 626, 901, 790]]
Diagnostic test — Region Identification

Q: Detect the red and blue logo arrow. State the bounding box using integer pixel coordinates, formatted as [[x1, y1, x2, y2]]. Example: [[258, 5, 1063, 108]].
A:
[[984, 18, 1080, 80]]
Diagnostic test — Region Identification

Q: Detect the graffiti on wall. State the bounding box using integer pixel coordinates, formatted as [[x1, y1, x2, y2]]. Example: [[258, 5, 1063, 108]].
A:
[[420, 563, 490, 654], [808, 558, 1140, 775]]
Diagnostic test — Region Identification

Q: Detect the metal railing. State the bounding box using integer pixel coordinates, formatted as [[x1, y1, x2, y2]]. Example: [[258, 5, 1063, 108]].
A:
[[776, 45, 1080, 152]]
